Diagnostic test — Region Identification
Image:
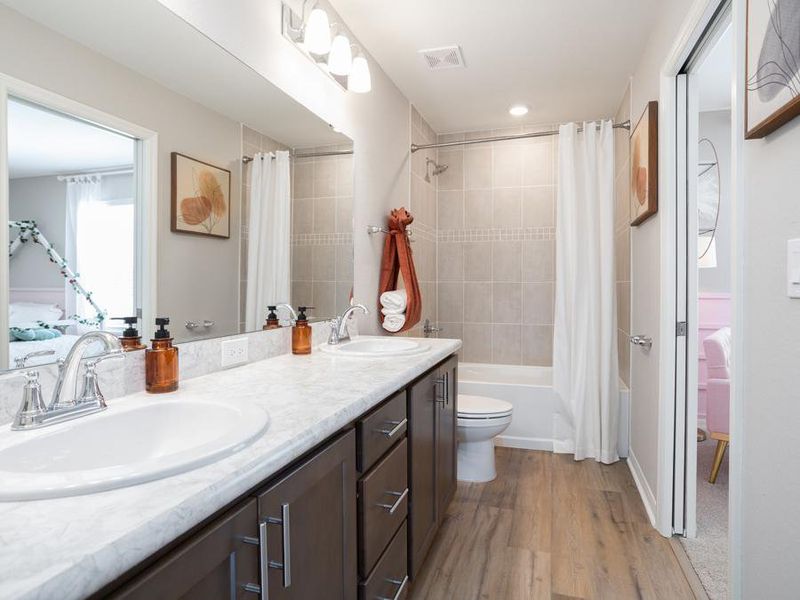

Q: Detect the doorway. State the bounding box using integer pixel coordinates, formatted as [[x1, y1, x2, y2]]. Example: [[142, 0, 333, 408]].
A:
[[674, 8, 733, 599]]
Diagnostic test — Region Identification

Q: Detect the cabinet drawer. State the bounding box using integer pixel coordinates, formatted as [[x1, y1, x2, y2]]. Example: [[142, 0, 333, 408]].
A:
[[358, 437, 408, 577], [360, 521, 408, 600], [357, 390, 407, 473]]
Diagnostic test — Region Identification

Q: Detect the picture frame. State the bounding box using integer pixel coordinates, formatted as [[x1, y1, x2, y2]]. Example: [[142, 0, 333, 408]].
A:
[[170, 152, 231, 238], [745, 0, 800, 139], [630, 101, 658, 226]]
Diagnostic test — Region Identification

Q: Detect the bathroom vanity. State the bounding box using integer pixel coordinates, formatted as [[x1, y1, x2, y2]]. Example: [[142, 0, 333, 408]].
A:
[[0, 339, 460, 599]]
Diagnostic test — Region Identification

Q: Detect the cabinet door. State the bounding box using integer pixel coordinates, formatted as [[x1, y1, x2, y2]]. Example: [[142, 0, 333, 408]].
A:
[[112, 499, 259, 599], [436, 356, 458, 515], [257, 429, 357, 600], [406, 368, 438, 580]]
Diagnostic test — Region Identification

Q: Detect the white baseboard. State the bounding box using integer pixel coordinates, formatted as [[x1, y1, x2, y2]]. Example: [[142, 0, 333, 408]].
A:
[[495, 435, 553, 452], [627, 449, 657, 529]]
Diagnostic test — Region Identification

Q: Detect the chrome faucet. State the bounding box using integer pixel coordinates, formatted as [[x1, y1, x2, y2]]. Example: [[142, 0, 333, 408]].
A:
[[328, 304, 369, 345], [11, 331, 124, 430]]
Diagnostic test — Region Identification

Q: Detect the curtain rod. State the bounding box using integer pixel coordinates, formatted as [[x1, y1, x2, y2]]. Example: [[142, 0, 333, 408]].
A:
[[242, 149, 354, 163], [56, 167, 133, 181], [410, 120, 631, 153]]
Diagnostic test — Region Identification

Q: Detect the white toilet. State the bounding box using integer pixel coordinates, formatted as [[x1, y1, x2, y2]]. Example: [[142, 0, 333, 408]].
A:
[[457, 394, 513, 482]]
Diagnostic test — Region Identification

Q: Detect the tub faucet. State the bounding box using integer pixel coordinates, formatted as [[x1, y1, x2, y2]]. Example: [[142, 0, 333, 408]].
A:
[[328, 303, 369, 345]]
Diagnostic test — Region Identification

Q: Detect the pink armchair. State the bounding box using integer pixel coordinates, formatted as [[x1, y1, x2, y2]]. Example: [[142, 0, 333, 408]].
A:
[[703, 326, 731, 484]]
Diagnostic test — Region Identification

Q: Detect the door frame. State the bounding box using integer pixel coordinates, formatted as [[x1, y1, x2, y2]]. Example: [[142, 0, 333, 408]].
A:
[[655, 0, 744, 596], [0, 71, 158, 367]]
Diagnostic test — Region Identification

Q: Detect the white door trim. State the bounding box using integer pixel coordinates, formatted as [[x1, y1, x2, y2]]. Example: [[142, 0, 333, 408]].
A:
[[655, 0, 743, 597], [0, 71, 158, 365]]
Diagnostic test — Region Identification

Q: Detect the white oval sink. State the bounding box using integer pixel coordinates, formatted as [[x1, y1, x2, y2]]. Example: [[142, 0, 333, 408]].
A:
[[320, 337, 430, 357], [0, 398, 269, 501]]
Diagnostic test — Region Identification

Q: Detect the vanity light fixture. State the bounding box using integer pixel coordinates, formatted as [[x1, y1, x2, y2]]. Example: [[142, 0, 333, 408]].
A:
[[348, 50, 372, 93], [509, 104, 529, 117], [328, 31, 353, 76], [304, 7, 331, 55]]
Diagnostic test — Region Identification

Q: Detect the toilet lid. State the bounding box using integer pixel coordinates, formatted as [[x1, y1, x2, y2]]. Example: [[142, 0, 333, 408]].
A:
[[458, 394, 513, 418]]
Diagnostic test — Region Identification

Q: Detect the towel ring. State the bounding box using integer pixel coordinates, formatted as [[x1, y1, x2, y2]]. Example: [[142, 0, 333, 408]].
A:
[[367, 225, 414, 240]]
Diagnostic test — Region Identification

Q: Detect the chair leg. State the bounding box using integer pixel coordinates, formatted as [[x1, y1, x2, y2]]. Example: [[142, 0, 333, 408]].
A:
[[709, 439, 729, 484]]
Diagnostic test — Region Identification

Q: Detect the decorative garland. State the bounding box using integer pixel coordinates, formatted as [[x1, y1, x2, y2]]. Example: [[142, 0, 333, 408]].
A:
[[9, 220, 106, 327]]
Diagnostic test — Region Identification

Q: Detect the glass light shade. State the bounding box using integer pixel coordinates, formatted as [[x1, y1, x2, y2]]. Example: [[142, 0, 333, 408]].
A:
[[509, 104, 529, 116], [348, 54, 372, 93], [304, 7, 331, 55], [328, 33, 353, 76]]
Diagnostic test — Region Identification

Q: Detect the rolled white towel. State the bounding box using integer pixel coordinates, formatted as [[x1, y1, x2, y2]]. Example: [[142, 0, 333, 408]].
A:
[[382, 313, 406, 333], [380, 290, 407, 312], [381, 306, 405, 316]]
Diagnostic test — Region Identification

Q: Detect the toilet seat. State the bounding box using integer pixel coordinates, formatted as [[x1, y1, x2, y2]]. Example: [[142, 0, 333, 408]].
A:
[[457, 394, 513, 419]]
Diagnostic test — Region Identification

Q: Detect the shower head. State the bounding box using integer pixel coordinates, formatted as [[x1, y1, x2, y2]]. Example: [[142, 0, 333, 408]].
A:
[[424, 158, 449, 182]]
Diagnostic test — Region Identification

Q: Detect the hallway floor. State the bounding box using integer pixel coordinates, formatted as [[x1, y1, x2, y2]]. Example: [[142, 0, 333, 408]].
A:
[[409, 448, 697, 599]]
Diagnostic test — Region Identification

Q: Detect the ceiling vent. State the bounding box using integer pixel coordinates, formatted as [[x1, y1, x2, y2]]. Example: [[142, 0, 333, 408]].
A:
[[418, 46, 465, 70]]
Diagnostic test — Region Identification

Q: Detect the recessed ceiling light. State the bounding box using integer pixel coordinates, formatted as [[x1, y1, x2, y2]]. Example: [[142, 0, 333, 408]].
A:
[[509, 104, 529, 117]]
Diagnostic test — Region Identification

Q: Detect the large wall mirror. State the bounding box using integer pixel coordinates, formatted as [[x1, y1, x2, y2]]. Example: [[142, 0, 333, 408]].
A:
[[0, 0, 353, 370]]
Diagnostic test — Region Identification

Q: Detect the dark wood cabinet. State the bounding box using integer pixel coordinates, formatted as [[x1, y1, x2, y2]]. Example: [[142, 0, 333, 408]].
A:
[[257, 429, 357, 600], [407, 355, 458, 580], [112, 499, 260, 599]]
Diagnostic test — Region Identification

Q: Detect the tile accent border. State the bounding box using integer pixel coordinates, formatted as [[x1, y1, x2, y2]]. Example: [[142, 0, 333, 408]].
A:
[[438, 227, 555, 243]]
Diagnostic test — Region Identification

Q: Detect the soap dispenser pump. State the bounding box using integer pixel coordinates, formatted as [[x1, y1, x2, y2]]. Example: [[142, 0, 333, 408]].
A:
[[292, 306, 313, 355], [115, 316, 146, 351], [263, 306, 280, 330], [146, 317, 179, 393]]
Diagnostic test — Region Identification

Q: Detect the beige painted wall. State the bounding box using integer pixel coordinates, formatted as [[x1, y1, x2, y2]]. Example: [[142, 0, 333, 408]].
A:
[[158, 0, 412, 335], [0, 5, 244, 342]]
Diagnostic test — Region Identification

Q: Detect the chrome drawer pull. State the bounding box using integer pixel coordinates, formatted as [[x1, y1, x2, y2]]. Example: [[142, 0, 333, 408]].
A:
[[377, 575, 409, 600], [376, 488, 409, 514], [241, 583, 262, 595], [434, 375, 446, 406], [376, 418, 407, 437], [264, 503, 292, 589], [258, 520, 268, 600]]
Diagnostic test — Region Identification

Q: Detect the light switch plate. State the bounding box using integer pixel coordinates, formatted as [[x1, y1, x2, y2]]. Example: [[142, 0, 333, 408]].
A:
[[788, 239, 800, 298], [221, 338, 249, 367]]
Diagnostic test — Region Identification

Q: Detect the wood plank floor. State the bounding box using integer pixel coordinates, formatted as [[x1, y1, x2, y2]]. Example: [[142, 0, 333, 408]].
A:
[[409, 448, 697, 600]]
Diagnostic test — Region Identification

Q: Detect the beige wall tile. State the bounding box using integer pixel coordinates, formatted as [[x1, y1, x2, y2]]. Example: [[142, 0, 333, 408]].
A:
[[464, 147, 493, 190], [335, 281, 352, 314], [437, 322, 463, 341], [492, 324, 522, 365], [438, 190, 464, 230], [313, 197, 335, 233], [463, 324, 493, 362], [336, 196, 352, 234], [436, 150, 463, 190], [437, 281, 464, 322], [312, 245, 335, 281], [463, 241, 492, 281], [493, 188, 522, 229], [335, 244, 353, 282], [437, 242, 463, 281], [493, 145, 523, 187], [522, 186, 555, 228], [313, 159, 336, 197], [522, 240, 554, 282], [291, 245, 312, 280], [291, 281, 312, 306], [492, 241, 522, 282], [522, 325, 553, 366], [523, 283, 554, 325], [464, 282, 492, 323], [312, 281, 335, 318], [492, 282, 522, 324], [522, 141, 554, 186], [465, 189, 493, 228], [293, 161, 313, 199], [292, 197, 313, 233]]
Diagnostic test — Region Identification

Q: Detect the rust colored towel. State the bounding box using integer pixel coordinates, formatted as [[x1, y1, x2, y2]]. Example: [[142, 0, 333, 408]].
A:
[[378, 207, 421, 333]]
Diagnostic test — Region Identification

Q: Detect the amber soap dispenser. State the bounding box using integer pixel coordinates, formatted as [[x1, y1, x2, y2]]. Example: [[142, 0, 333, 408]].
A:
[[292, 306, 312, 355], [115, 316, 146, 351], [263, 305, 280, 330], [146, 317, 179, 393]]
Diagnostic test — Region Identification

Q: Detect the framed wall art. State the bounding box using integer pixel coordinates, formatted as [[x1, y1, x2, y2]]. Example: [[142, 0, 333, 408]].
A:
[[746, 0, 800, 139], [630, 101, 658, 226], [171, 152, 231, 238]]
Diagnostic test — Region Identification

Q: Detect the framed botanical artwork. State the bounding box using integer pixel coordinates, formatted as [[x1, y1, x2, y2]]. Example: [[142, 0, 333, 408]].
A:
[[630, 101, 658, 226], [171, 152, 231, 238], [746, 0, 800, 139]]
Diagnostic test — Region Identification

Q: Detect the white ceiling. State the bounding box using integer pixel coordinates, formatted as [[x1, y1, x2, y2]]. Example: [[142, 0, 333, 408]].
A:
[[1, 0, 349, 148], [698, 25, 733, 113], [331, 0, 660, 132], [8, 99, 134, 179]]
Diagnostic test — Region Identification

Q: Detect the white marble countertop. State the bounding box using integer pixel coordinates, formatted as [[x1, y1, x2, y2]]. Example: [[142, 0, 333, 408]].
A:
[[0, 337, 461, 600]]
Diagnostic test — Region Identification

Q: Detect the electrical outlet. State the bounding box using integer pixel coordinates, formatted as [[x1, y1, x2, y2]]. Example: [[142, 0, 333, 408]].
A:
[[221, 338, 249, 368]]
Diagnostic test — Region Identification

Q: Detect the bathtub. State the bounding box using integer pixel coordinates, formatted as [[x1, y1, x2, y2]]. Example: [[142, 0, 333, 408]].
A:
[[457, 363, 630, 456]]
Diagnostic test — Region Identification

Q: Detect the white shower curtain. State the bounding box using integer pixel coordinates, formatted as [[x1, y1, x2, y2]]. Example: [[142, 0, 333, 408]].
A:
[[245, 151, 291, 331], [552, 120, 620, 464], [65, 175, 102, 323]]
